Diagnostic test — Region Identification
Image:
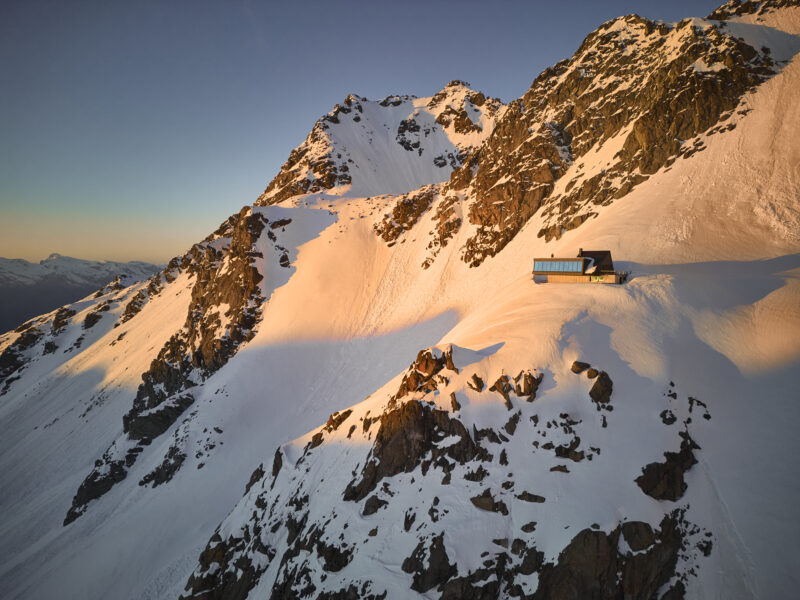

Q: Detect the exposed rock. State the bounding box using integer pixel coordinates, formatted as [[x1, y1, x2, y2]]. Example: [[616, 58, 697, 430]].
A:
[[621, 521, 655, 552], [470, 489, 509, 514], [67, 206, 274, 524], [64, 457, 126, 525], [635, 431, 699, 501], [392, 347, 458, 403], [323, 409, 353, 432], [467, 374, 485, 392], [534, 515, 682, 600], [401, 533, 456, 593], [374, 186, 437, 245], [123, 394, 194, 440], [489, 374, 514, 409], [521, 521, 537, 533], [450, 14, 781, 264], [245, 464, 265, 494], [708, 0, 799, 20], [51, 307, 76, 332], [589, 371, 613, 404], [571, 361, 590, 374], [0, 332, 39, 392], [555, 437, 585, 462], [343, 399, 486, 502], [139, 444, 187, 488], [514, 370, 543, 400], [83, 302, 110, 329], [516, 491, 545, 503], [363, 495, 388, 516], [660, 409, 677, 425]]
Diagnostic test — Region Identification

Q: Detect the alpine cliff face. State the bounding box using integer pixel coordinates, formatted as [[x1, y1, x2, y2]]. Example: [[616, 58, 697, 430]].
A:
[[2, 2, 800, 599]]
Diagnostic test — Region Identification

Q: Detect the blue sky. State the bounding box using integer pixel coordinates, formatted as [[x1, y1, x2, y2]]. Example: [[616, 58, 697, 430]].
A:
[[0, 0, 722, 263]]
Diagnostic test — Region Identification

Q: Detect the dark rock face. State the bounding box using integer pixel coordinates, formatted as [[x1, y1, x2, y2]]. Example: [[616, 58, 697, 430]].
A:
[[534, 515, 683, 600], [636, 431, 700, 501], [83, 301, 110, 329], [51, 307, 76, 332], [401, 533, 457, 593], [180, 531, 263, 600], [124, 394, 195, 440], [363, 495, 388, 515], [178, 340, 717, 599], [589, 371, 614, 404], [64, 454, 127, 525], [621, 521, 656, 552], [130, 206, 267, 417], [571, 360, 590, 374], [139, 444, 187, 488], [344, 399, 487, 502], [516, 491, 546, 503], [255, 114, 353, 205], [450, 14, 782, 265], [470, 489, 509, 514]]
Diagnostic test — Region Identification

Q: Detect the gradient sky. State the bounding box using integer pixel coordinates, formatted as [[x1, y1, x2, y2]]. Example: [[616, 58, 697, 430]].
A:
[[0, 0, 722, 264]]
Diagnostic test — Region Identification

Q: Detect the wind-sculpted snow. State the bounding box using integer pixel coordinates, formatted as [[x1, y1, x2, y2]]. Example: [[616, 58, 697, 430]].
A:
[[180, 345, 717, 599]]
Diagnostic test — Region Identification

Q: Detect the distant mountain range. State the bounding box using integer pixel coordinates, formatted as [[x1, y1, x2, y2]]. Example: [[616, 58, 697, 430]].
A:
[[0, 253, 160, 333]]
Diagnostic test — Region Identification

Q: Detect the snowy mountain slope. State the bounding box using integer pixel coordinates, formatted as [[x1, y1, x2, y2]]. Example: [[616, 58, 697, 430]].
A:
[[0, 253, 160, 333], [256, 81, 505, 204], [1, 2, 800, 599]]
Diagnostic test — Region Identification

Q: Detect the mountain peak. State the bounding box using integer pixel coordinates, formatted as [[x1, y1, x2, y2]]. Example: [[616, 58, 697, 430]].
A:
[[256, 84, 506, 206]]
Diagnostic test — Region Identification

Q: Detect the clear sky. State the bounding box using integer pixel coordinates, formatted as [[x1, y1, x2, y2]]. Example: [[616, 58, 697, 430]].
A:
[[0, 0, 722, 264]]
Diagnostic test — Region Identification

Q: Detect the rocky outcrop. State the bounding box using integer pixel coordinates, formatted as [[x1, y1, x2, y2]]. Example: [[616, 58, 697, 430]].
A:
[[373, 186, 437, 245], [589, 371, 613, 404], [534, 515, 683, 600], [343, 399, 487, 502], [124, 394, 195, 440], [177, 340, 717, 599], [401, 533, 457, 593], [470, 489, 509, 514], [636, 431, 700, 501], [0, 325, 44, 393]]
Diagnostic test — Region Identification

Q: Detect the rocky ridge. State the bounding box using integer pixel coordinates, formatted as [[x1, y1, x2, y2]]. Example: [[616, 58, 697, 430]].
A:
[[180, 347, 713, 599], [451, 13, 794, 265], [61, 206, 320, 524]]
